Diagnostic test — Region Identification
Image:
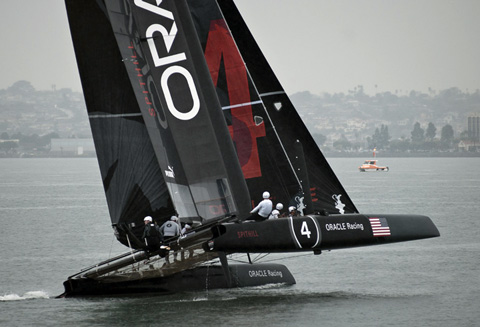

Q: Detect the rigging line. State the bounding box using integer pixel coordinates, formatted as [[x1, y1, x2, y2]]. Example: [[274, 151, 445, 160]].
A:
[[254, 95, 303, 190], [126, 234, 135, 257], [251, 253, 271, 263], [227, 258, 251, 264]]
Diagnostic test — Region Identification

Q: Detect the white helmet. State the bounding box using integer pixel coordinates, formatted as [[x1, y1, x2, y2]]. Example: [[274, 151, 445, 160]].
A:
[[262, 191, 270, 199], [289, 206, 296, 212], [144, 216, 153, 222], [272, 209, 280, 215], [185, 224, 192, 229], [170, 216, 178, 221], [276, 203, 284, 210]]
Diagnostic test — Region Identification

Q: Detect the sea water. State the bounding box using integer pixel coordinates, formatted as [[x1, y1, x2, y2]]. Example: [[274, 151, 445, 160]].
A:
[[0, 157, 479, 326]]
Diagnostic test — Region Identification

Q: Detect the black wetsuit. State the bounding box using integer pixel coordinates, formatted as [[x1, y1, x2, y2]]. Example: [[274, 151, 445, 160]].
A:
[[142, 223, 163, 252]]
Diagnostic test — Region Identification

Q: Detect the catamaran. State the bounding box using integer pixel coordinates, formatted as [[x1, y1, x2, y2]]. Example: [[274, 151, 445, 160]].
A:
[[59, 0, 439, 296]]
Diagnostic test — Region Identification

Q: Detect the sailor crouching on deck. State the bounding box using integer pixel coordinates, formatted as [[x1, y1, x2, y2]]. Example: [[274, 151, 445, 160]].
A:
[[246, 191, 273, 222], [160, 216, 181, 264], [160, 216, 181, 239], [142, 216, 169, 253]]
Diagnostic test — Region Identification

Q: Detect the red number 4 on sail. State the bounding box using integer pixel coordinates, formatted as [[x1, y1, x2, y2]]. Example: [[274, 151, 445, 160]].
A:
[[204, 19, 265, 179]]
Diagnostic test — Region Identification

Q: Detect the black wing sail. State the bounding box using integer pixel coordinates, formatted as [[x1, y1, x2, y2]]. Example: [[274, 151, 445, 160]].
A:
[[187, 0, 306, 214], [103, 0, 251, 221], [187, 0, 357, 214], [65, 0, 174, 248], [217, 0, 358, 214], [67, 0, 252, 235]]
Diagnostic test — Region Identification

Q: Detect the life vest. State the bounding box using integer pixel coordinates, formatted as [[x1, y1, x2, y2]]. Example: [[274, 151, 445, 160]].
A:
[[163, 222, 179, 237]]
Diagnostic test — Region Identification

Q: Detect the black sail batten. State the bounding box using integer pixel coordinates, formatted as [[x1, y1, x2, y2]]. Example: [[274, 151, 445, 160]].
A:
[[65, 0, 174, 248], [215, 0, 358, 214]]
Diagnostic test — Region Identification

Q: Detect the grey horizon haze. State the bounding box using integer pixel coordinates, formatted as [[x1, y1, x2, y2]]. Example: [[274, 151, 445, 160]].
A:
[[1, 0, 479, 96]]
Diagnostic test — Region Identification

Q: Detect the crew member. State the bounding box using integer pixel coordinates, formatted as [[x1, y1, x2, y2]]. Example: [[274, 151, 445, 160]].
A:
[[275, 203, 286, 217], [181, 224, 193, 236], [160, 216, 181, 239], [268, 209, 280, 219], [142, 216, 164, 252], [288, 206, 298, 217], [247, 191, 273, 221]]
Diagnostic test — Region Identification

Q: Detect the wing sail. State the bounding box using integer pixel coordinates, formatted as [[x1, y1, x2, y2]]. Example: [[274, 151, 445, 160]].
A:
[[188, 0, 358, 214]]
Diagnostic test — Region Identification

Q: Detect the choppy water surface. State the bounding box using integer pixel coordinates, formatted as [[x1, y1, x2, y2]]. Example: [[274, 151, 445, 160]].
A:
[[0, 158, 478, 326]]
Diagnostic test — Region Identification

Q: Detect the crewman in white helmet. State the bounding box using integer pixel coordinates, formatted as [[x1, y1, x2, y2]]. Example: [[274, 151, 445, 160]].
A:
[[142, 216, 169, 253], [288, 206, 298, 217], [247, 191, 273, 221]]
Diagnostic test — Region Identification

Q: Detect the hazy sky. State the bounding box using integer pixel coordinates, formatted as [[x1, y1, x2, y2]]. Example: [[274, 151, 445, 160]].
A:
[[1, 0, 479, 95]]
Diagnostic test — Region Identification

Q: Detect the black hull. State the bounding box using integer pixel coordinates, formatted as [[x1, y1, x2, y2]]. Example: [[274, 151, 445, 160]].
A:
[[211, 214, 440, 253], [59, 263, 295, 297]]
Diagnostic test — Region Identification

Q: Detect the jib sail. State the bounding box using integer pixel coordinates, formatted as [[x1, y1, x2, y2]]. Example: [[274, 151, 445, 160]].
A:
[[187, 0, 358, 214]]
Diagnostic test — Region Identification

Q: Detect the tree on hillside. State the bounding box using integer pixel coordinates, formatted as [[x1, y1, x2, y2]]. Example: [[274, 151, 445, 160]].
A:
[[7, 80, 35, 96], [411, 122, 425, 143], [390, 138, 410, 152], [333, 134, 352, 151], [367, 124, 390, 150], [0, 141, 18, 154], [426, 122, 436, 140], [380, 125, 390, 148], [440, 124, 454, 148]]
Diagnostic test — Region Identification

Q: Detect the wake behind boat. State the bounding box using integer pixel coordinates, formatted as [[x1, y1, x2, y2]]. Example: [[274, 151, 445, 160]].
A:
[[59, 0, 438, 297]]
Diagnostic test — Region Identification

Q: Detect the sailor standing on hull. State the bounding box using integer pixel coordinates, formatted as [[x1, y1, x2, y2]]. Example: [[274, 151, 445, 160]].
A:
[[247, 191, 273, 222], [142, 216, 168, 253]]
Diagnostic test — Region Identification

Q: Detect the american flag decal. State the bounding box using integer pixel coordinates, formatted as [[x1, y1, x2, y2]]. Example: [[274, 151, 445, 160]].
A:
[[369, 217, 391, 237]]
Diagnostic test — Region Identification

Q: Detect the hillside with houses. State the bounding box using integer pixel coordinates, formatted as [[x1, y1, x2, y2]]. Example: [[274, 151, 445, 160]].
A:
[[1, 81, 479, 157]]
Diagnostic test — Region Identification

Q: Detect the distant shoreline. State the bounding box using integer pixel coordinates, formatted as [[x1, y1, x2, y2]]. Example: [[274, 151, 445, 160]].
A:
[[1, 152, 479, 159], [324, 152, 480, 158]]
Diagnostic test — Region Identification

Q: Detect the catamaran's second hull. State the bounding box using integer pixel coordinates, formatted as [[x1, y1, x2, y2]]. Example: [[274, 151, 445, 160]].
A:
[[59, 263, 295, 297]]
